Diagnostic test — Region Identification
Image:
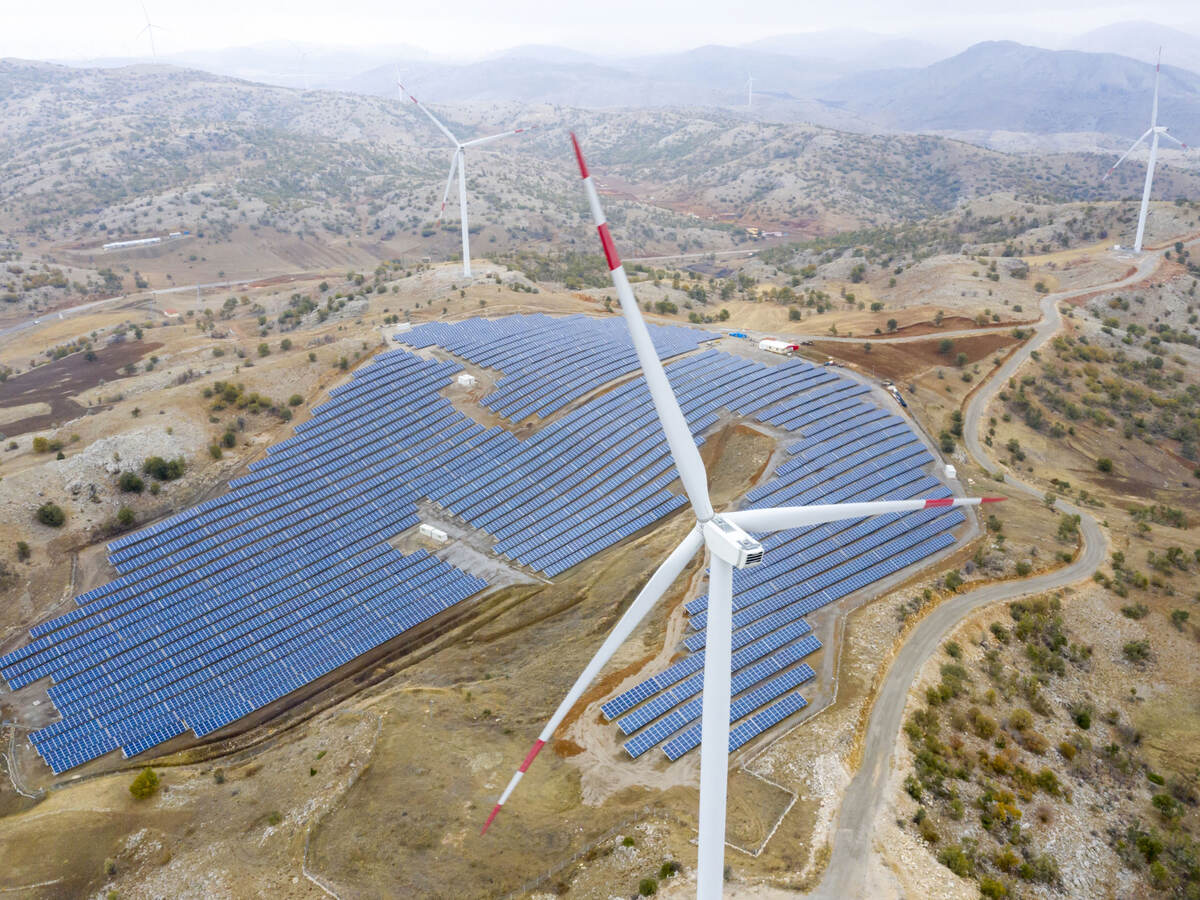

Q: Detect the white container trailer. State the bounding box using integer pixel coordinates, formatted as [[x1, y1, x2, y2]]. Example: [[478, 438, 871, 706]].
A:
[[456, 373, 478, 388], [418, 523, 449, 543], [758, 339, 791, 355]]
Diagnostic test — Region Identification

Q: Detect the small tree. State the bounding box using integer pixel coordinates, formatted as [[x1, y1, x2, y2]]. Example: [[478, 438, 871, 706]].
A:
[[129, 767, 160, 800], [1096, 457, 1113, 473], [36, 503, 65, 527], [117, 506, 135, 528]]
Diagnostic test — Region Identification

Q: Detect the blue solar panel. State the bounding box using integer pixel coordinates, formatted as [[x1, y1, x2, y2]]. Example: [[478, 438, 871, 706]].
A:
[[1, 313, 967, 774]]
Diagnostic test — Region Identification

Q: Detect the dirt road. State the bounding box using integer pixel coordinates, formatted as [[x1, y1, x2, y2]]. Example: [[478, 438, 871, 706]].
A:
[[807, 245, 1173, 898]]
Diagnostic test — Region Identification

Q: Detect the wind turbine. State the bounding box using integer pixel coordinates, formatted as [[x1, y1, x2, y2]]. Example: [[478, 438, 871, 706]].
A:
[[397, 73, 536, 278], [746, 73, 754, 107], [481, 133, 1005, 900], [1104, 49, 1190, 252], [137, 3, 165, 58]]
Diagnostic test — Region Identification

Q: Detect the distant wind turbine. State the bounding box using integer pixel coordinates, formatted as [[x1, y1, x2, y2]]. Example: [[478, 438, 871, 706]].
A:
[[1104, 48, 1191, 252], [397, 72, 537, 278], [137, 3, 165, 58], [746, 73, 754, 107]]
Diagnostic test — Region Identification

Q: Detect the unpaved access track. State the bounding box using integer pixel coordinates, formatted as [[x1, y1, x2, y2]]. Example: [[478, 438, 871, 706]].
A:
[[808, 243, 1188, 898]]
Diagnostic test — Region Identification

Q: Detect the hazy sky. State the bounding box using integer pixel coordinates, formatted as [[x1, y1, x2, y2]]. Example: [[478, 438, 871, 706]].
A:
[[4, 0, 1200, 60]]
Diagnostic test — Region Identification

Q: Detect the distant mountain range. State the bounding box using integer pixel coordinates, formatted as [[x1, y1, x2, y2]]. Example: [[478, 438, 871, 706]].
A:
[[821, 41, 1200, 140], [37, 23, 1200, 146]]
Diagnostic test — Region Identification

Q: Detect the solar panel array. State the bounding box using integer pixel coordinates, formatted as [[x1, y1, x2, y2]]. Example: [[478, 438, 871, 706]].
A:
[[0, 314, 965, 774]]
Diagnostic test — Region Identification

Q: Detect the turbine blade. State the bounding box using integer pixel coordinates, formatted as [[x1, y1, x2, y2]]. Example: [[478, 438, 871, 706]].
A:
[[696, 555, 734, 897], [724, 497, 1003, 534], [1104, 130, 1152, 180], [436, 150, 459, 224], [1160, 132, 1189, 151], [461, 125, 538, 149], [1151, 48, 1161, 128], [481, 527, 704, 835], [571, 133, 715, 523], [399, 82, 459, 146]]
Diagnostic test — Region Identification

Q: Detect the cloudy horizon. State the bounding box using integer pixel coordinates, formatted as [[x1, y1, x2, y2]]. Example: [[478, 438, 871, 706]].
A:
[[4, 1, 1200, 64]]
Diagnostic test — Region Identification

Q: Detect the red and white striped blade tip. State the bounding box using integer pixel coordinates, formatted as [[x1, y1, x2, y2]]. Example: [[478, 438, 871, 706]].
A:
[[982, 497, 1005, 502], [570, 132, 589, 178], [481, 804, 501, 835]]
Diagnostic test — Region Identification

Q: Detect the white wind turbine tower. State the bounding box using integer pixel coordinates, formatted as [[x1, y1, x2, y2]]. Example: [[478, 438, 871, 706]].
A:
[[398, 73, 536, 278], [746, 73, 754, 107], [1104, 49, 1190, 253], [137, 3, 165, 58], [481, 133, 1005, 899]]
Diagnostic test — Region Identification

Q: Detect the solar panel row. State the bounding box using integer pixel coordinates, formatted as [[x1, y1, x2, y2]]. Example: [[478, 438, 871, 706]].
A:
[[0, 314, 965, 774]]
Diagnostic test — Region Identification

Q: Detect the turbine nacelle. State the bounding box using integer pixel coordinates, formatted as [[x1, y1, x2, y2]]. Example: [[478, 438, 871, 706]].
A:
[[702, 515, 764, 569]]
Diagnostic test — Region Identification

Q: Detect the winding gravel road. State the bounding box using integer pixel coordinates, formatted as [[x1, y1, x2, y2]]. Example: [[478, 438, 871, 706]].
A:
[[807, 249, 1173, 898]]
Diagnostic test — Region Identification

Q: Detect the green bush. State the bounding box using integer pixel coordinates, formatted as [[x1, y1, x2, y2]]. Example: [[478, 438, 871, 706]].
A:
[[937, 843, 973, 878], [129, 767, 160, 799], [638, 878, 658, 896], [142, 456, 185, 481], [1096, 457, 1113, 473], [288, 394, 303, 406], [16, 541, 31, 561], [1123, 640, 1151, 663], [116, 507, 135, 528], [36, 503, 65, 527], [658, 860, 680, 879], [979, 875, 1008, 898], [118, 471, 145, 493]]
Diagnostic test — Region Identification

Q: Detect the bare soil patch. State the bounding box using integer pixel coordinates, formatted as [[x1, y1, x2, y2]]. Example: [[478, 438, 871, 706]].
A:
[[811, 332, 1018, 382], [0, 341, 163, 436]]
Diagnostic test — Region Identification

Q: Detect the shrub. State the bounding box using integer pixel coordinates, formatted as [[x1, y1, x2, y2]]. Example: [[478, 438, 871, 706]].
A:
[[116, 506, 135, 528], [1058, 741, 1077, 761], [945, 641, 962, 659], [1072, 708, 1091, 730], [288, 394, 303, 407], [1170, 609, 1190, 630], [280, 338, 292, 351], [36, 503, 65, 527], [658, 860, 680, 879], [142, 456, 185, 481], [209, 444, 223, 459], [919, 818, 940, 843], [118, 471, 145, 493], [1123, 640, 1151, 663], [257, 342, 270, 357], [1152, 793, 1183, 821], [1018, 853, 1060, 885], [129, 767, 160, 799], [937, 844, 973, 878], [622, 836, 635, 847], [979, 876, 1008, 898], [1008, 708, 1033, 731], [638, 877, 658, 895], [16, 541, 31, 561], [1096, 457, 1113, 473], [1120, 603, 1148, 620]]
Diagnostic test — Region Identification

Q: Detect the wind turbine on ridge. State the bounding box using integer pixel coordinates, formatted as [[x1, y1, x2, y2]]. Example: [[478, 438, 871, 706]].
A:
[[481, 133, 1005, 899], [397, 71, 537, 278], [137, 3, 165, 58], [1104, 48, 1191, 253], [746, 73, 754, 107]]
